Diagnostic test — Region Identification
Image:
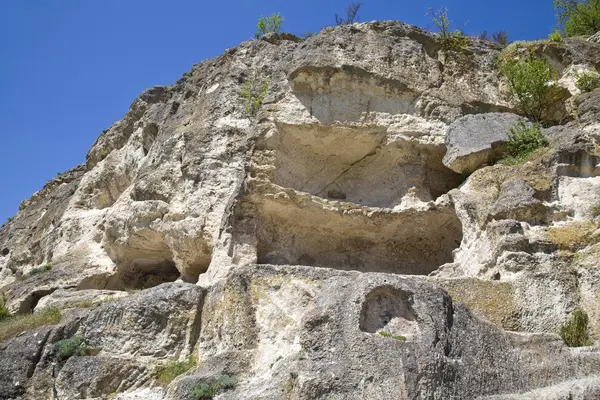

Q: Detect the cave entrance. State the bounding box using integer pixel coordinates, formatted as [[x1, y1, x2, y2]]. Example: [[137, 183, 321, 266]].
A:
[[272, 123, 462, 208], [254, 197, 462, 275], [102, 229, 182, 290]]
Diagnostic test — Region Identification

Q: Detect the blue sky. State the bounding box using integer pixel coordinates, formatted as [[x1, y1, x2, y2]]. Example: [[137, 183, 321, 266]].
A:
[[0, 0, 556, 222]]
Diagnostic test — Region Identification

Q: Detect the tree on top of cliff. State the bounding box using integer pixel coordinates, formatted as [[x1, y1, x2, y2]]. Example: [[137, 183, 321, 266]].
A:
[[554, 0, 600, 36]]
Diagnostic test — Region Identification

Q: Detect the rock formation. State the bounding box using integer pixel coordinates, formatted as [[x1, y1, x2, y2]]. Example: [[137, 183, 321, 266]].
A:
[[1, 21, 600, 399]]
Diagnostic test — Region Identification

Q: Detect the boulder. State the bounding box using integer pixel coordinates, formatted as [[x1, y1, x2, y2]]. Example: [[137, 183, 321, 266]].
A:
[[443, 113, 524, 173]]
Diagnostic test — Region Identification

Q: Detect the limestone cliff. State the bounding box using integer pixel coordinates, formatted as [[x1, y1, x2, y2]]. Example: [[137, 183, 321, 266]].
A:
[[1, 21, 600, 400]]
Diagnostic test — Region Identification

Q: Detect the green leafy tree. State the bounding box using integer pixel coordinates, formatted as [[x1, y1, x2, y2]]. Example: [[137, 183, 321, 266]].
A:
[[255, 13, 284, 39], [500, 55, 559, 122], [554, 0, 600, 36]]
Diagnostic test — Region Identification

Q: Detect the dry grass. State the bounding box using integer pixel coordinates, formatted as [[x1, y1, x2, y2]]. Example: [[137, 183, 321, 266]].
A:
[[0, 307, 61, 342], [440, 278, 517, 330], [546, 221, 600, 251]]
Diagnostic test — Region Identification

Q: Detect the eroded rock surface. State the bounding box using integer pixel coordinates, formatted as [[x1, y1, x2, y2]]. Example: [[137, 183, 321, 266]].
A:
[[1, 20, 600, 400]]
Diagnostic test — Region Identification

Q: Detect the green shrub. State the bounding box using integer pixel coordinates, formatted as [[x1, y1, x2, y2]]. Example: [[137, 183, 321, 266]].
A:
[[499, 54, 559, 122], [574, 68, 600, 92], [554, 0, 600, 37], [591, 203, 600, 217], [548, 30, 564, 42], [378, 331, 407, 342], [191, 375, 237, 400], [241, 79, 269, 117], [29, 263, 53, 276], [0, 296, 10, 322], [560, 308, 592, 347], [54, 335, 88, 361], [255, 13, 284, 39], [498, 121, 549, 165], [335, 1, 362, 25], [156, 356, 196, 386], [0, 307, 61, 342], [428, 7, 469, 51]]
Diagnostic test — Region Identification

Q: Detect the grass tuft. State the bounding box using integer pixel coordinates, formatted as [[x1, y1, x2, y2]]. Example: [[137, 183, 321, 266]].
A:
[[560, 308, 592, 347], [377, 331, 407, 342], [156, 355, 197, 386]]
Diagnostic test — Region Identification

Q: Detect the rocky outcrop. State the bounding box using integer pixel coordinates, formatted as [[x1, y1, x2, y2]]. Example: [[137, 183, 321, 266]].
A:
[[1, 20, 600, 399], [589, 32, 600, 43], [443, 112, 525, 173]]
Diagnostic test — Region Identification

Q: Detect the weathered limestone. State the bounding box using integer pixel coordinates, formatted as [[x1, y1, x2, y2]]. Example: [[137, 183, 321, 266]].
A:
[[1, 20, 600, 400]]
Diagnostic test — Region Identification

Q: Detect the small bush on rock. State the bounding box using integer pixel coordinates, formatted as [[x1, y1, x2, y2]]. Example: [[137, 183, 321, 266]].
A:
[[54, 335, 88, 361], [499, 54, 559, 122], [560, 308, 592, 347], [0, 296, 10, 322], [241, 79, 269, 117], [548, 30, 564, 42], [429, 7, 469, 51], [499, 121, 548, 165], [255, 13, 284, 39], [191, 375, 237, 400], [335, 1, 362, 25], [491, 31, 510, 46], [156, 356, 197, 386], [574, 68, 600, 92]]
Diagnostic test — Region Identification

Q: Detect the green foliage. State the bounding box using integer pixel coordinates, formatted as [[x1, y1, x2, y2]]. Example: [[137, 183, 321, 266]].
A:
[[241, 79, 269, 117], [29, 263, 53, 276], [191, 375, 237, 400], [377, 331, 407, 342], [554, 0, 600, 37], [549, 30, 564, 42], [574, 68, 600, 92], [0, 307, 61, 342], [429, 7, 469, 51], [335, 2, 362, 25], [255, 13, 284, 39], [499, 121, 548, 165], [0, 296, 10, 322], [499, 54, 559, 122], [591, 203, 600, 217], [54, 335, 88, 361], [560, 308, 592, 347], [156, 356, 197, 386]]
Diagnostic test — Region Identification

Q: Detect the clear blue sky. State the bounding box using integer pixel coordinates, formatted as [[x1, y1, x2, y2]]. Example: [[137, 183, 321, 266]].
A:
[[0, 0, 556, 223]]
